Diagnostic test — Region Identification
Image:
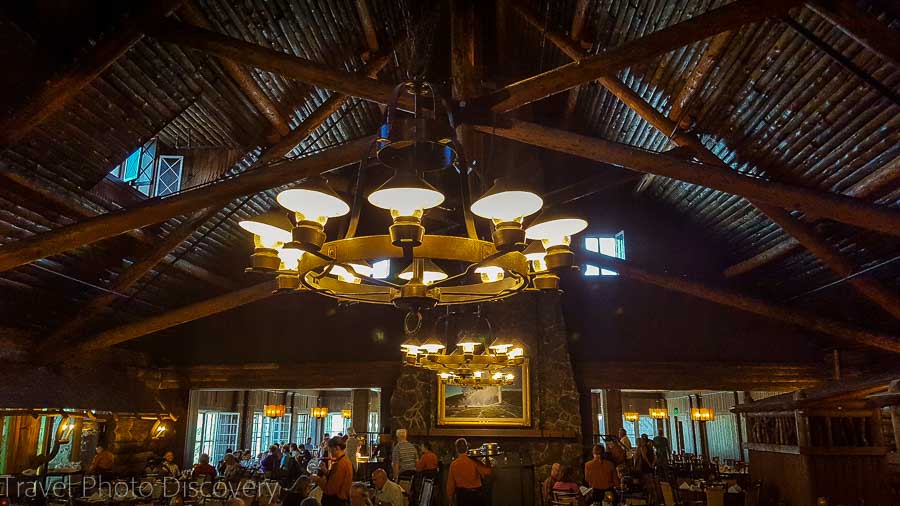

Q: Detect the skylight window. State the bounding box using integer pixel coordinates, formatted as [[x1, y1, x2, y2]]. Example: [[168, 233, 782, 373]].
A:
[[584, 231, 625, 276], [108, 138, 182, 197]]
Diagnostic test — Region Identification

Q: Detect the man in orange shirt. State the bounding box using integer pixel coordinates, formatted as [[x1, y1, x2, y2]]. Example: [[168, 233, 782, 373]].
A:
[[313, 437, 353, 506], [416, 442, 439, 473], [446, 438, 491, 506], [584, 444, 619, 505]]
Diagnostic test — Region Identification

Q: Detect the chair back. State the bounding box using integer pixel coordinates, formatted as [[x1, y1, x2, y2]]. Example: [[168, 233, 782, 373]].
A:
[[706, 487, 725, 506], [551, 490, 580, 505], [659, 482, 676, 506]]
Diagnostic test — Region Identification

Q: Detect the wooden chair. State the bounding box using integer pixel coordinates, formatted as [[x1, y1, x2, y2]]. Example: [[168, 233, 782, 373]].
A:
[[706, 487, 725, 506], [659, 482, 676, 506], [551, 490, 581, 506]]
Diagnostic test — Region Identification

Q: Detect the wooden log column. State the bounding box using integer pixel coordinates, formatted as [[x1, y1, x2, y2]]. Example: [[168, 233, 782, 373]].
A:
[[605, 390, 624, 436], [352, 389, 370, 435]]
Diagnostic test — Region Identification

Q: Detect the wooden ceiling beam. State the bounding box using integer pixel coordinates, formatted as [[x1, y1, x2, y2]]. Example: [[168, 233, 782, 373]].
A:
[[354, 0, 380, 54], [0, 0, 183, 146], [451, 0, 480, 240], [77, 280, 278, 352], [178, 0, 290, 143], [34, 207, 220, 358], [147, 19, 415, 113], [580, 253, 900, 354], [0, 136, 375, 273], [480, 0, 802, 113], [724, 152, 900, 277], [471, 120, 900, 238], [514, 1, 900, 319], [805, 0, 900, 67]]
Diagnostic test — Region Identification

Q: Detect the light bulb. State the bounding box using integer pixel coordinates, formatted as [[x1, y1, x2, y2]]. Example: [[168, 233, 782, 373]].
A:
[[505, 373, 514, 381], [240, 220, 291, 249], [276, 187, 349, 225], [439, 372, 452, 379], [491, 372, 503, 381], [475, 265, 504, 283], [474, 371, 483, 378], [399, 259, 448, 285], [329, 265, 362, 284], [508, 346, 524, 359], [419, 338, 446, 354], [277, 248, 303, 271]]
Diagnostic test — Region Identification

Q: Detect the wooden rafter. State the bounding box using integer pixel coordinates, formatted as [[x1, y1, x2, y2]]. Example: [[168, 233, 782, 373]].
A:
[[34, 207, 220, 358], [515, 0, 900, 319], [0, 0, 184, 146], [581, 253, 900, 354], [355, 0, 380, 54], [0, 163, 233, 289], [178, 0, 290, 142], [77, 280, 278, 351], [0, 137, 375, 273], [479, 0, 802, 113], [470, 120, 900, 238], [147, 19, 415, 113], [724, 153, 900, 277], [805, 0, 900, 67]]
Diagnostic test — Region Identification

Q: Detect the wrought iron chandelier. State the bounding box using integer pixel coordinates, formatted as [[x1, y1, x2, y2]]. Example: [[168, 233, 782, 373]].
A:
[[401, 306, 525, 388], [239, 80, 588, 384]]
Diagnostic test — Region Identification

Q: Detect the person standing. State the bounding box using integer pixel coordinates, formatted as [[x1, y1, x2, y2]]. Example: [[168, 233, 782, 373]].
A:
[[618, 428, 633, 460], [89, 446, 115, 479], [345, 431, 359, 475], [446, 438, 491, 506], [313, 437, 353, 506], [391, 429, 418, 481], [585, 444, 619, 505]]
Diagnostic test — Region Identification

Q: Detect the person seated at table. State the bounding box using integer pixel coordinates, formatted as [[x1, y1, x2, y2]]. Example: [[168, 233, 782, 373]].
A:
[[551, 465, 585, 505], [542, 462, 560, 504], [89, 445, 115, 478], [300, 498, 320, 506], [283, 445, 302, 485], [222, 454, 243, 484], [585, 444, 619, 505], [616, 465, 637, 496], [371, 469, 403, 506], [284, 476, 313, 506], [349, 482, 373, 506], [160, 451, 180, 477], [296, 444, 313, 471], [218, 448, 234, 474], [192, 453, 218, 482], [261, 445, 281, 476]]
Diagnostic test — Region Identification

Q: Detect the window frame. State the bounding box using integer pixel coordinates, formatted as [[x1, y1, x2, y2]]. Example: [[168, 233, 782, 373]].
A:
[[584, 231, 625, 277]]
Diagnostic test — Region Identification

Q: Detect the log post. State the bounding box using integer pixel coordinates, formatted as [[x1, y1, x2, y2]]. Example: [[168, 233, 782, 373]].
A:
[[450, 0, 480, 240], [804, 0, 900, 67]]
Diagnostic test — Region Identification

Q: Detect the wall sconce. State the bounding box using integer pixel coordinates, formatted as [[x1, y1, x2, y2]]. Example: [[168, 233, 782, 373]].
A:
[[312, 407, 328, 419], [150, 418, 174, 440], [341, 409, 352, 420], [264, 404, 286, 418], [623, 411, 640, 422], [691, 407, 715, 421], [649, 407, 668, 420]]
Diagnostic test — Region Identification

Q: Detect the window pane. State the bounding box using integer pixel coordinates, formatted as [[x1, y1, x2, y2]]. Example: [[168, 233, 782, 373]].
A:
[[154, 155, 183, 197], [121, 148, 142, 182], [372, 259, 390, 279], [584, 265, 600, 276]]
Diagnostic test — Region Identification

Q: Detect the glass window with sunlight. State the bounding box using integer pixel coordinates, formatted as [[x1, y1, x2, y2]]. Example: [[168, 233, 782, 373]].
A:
[[194, 411, 239, 465], [584, 231, 625, 276], [250, 412, 291, 456]]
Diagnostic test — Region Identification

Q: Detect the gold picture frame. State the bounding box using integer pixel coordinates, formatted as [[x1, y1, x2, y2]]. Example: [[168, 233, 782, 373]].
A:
[[436, 360, 531, 426]]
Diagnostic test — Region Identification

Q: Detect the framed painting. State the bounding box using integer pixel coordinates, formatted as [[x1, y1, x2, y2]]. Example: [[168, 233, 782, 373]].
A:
[[436, 360, 531, 426]]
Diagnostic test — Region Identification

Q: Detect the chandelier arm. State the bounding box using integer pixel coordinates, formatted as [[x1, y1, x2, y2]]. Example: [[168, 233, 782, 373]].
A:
[[428, 249, 514, 288], [458, 160, 479, 240], [341, 139, 379, 239]]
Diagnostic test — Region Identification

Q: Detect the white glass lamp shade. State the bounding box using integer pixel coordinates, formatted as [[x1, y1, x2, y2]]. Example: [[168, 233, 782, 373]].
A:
[[419, 337, 446, 354], [239, 216, 292, 249], [276, 188, 349, 225], [368, 171, 445, 217], [471, 178, 543, 223], [399, 259, 448, 285], [456, 335, 479, 354], [525, 210, 588, 248]]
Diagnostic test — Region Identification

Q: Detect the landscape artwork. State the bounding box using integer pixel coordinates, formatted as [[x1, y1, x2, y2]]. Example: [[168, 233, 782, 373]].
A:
[[436, 361, 530, 426]]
